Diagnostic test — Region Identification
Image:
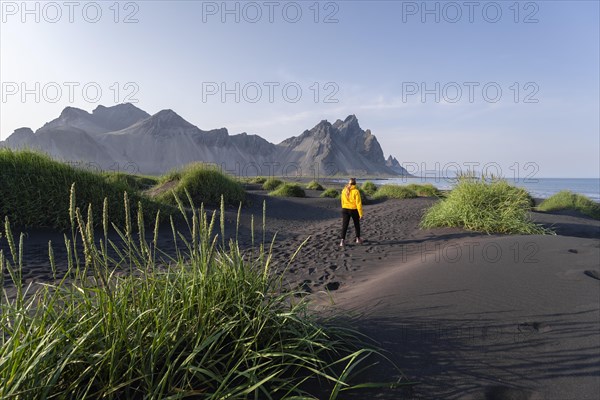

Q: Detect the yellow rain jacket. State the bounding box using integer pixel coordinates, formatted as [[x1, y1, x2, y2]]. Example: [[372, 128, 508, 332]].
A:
[[341, 185, 363, 218]]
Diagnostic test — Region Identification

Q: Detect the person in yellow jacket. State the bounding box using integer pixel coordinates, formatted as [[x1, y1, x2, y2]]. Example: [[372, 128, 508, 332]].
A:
[[340, 177, 363, 247]]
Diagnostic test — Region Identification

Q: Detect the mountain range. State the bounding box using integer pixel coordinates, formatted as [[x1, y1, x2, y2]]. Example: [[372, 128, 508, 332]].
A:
[[1, 104, 409, 177]]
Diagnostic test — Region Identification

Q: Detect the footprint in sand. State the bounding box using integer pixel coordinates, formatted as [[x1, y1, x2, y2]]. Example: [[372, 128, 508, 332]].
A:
[[299, 280, 312, 293], [325, 281, 340, 291], [343, 261, 350, 271], [584, 270, 600, 280], [518, 322, 551, 333], [482, 385, 541, 400], [318, 273, 330, 281]]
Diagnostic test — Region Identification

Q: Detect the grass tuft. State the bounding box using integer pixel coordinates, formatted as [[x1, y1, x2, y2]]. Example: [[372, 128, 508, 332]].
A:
[[306, 181, 325, 191], [0, 149, 167, 229], [320, 188, 340, 199], [160, 168, 182, 183], [269, 183, 306, 198], [373, 185, 418, 200], [262, 177, 284, 191], [405, 183, 442, 197], [537, 190, 600, 219], [248, 176, 267, 184], [421, 177, 551, 234], [361, 181, 378, 197], [156, 163, 245, 206], [102, 171, 159, 192]]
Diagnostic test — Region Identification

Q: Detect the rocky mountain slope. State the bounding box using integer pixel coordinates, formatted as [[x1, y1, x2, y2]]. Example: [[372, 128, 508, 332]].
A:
[[1, 104, 409, 177]]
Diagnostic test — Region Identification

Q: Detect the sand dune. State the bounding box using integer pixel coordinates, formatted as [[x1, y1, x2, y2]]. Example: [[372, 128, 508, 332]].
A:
[[2, 190, 599, 399]]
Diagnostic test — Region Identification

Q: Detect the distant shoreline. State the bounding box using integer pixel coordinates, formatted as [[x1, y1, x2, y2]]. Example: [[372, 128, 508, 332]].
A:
[[273, 175, 600, 202]]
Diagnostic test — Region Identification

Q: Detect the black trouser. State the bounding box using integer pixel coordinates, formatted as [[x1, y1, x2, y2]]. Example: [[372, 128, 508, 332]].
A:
[[341, 208, 360, 240]]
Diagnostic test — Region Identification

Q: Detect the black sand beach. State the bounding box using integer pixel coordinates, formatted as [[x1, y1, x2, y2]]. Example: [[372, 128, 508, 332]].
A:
[[3, 188, 599, 399]]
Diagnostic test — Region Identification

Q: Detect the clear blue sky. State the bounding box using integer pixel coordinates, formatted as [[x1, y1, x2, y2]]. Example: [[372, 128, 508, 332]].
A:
[[1, 0, 598, 178]]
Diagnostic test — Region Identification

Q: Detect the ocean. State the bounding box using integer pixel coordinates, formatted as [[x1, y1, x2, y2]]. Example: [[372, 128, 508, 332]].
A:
[[366, 177, 600, 202]]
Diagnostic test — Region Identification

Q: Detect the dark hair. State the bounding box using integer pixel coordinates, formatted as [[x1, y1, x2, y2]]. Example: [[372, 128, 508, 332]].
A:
[[349, 178, 356, 185]]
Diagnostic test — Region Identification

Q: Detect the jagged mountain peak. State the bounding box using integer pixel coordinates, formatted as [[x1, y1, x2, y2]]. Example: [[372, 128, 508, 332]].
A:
[[153, 109, 188, 124], [312, 119, 333, 132], [33, 106, 97, 135], [122, 109, 197, 136], [14, 127, 34, 135], [332, 114, 365, 137], [3, 106, 405, 176], [155, 109, 178, 117], [36, 104, 150, 136], [91, 103, 150, 132], [91, 103, 148, 120], [386, 155, 409, 175], [281, 119, 335, 146], [59, 106, 89, 119], [333, 114, 357, 122], [93, 103, 143, 114], [3, 127, 34, 146], [313, 119, 335, 133], [344, 114, 358, 123]]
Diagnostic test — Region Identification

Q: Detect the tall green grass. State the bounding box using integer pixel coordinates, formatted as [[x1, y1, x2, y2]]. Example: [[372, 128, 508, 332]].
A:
[[371, 184, 440, 200], [361, 182, 377, 197], [156, 163, 245, 206], [405, 184, 441, 197], [306, 181, 324, 191], [269, 183, 306, 198], [0, 189, 403, 399], [537, 190, 600, 219], [320, 189, 340, 199], [262, 178, 284, 191], [372, 185, 418, 200], [421, 177, 550, 234], [248, 176, 267, 184], [0, 149, 167, 229], [102, 171, 159, 192]]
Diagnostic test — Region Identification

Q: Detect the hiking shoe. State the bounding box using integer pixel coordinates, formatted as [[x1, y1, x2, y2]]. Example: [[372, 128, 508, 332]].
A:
[[355, 238, 363, 244], [339, 239, 345, 247]]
